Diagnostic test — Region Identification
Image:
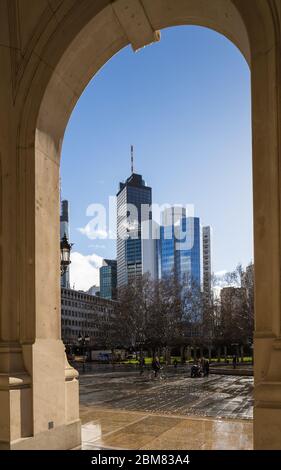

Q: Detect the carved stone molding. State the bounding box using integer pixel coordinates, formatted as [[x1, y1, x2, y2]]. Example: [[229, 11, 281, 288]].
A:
[[7, 0, 64, 103]]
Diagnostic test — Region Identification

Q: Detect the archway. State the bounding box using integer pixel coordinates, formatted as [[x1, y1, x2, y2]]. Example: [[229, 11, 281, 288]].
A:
[[0, 0, 280, 450]]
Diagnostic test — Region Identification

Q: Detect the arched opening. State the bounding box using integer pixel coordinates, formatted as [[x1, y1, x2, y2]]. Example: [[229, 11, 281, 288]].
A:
[[3, 0, 280, 450], [59, 24, 253, 450]]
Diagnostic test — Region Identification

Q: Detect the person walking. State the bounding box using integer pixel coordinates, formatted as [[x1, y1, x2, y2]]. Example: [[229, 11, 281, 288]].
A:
[[139, 356, 145, 376], [232, 355, 237, 369], [152, 356, 161, 378]]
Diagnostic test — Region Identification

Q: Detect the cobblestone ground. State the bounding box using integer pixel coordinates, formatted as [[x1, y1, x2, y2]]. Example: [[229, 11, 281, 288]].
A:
[[78, 364, 253, 420]]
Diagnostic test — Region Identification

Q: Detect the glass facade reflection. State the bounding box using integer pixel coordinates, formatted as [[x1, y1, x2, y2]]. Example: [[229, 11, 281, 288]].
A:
[[100, 259, 117, 300], [160, 216, 201, 287]]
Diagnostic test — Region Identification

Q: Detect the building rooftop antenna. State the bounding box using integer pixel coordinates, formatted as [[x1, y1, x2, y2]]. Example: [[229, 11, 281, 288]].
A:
[[131, 145, 134, 174]]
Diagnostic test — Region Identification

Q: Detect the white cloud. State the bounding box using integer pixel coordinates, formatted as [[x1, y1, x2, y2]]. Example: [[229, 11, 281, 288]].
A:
[[78, 222, 108, 239], [70, 251, 103, 291]]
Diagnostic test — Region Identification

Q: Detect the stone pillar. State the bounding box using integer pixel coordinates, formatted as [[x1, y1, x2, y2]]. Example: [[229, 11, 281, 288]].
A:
[[0, 4, 33, 445], [0, 1, 80, 448], [247, 2, 281, 449]]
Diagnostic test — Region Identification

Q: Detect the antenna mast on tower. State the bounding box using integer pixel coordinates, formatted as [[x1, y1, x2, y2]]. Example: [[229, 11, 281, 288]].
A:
[[131, 145, 134, 174]]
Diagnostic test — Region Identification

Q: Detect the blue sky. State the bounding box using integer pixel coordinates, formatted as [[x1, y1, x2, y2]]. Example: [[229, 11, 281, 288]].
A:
[[61, 26, 253, 291]]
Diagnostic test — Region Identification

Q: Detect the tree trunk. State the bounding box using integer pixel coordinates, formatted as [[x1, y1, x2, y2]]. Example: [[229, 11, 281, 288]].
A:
[[217, 346, 221, 362], [180, 345, 185, 364], [240, 345, 244, 363], [164, 346, 171, 365], [193, 347, 197, 360]]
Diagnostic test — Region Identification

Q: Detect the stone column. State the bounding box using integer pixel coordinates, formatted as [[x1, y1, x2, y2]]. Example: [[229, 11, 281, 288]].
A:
[[0, 3, 32, 445], [0, 1, 80, 448], [246, 1, 281, 449]]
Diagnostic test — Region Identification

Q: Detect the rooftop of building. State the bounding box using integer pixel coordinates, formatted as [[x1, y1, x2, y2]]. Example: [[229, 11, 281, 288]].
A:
[[61, 287, 118, 305], [117, 172, 151, 196]]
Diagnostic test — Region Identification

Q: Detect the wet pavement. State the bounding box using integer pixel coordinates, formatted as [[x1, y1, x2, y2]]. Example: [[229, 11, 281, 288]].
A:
[[79, 364, 253, 420], [80, 409, 253, 450], [78, 364, 253, 450]]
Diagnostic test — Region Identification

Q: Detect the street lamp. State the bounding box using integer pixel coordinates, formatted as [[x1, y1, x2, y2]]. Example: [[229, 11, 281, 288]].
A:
[[78, 334, 90, 372], [60, 233, 73, 276]]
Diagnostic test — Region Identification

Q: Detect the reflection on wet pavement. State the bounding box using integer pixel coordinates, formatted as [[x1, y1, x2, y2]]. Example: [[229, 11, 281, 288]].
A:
[[80, 409, 253, 450], [79, 365, 253, 450], [79, 365, 253, 420]]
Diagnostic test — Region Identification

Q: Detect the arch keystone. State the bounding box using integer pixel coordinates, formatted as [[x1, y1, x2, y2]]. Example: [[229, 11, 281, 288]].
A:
[[112, 0, 160, 51]]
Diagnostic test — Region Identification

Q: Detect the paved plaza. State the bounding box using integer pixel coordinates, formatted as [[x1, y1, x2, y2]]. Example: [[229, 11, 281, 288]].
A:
[[78, 364, 253, 450], [79, 364, 253, 419]]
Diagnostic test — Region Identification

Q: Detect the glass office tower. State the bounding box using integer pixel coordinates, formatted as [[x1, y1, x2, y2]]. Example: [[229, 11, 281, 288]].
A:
[[117, 173, 152, 287], [160, 208, 201, 287], [100, 259, 117, 300]]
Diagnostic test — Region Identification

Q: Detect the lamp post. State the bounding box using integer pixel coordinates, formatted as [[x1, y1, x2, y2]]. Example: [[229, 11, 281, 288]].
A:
[[78, 334, 90, 372], [60, 233, 73, 276]]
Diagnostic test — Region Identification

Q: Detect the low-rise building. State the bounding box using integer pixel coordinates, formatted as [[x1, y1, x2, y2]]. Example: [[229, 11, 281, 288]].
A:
[[61, 287, 117, 348]]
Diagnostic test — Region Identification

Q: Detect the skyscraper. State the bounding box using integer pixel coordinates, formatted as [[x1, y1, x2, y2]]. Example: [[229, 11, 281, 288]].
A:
[[160, 207, 201, 287], [202, 226, 212, 302], [60, 199, 70, 288], [116, 166, 152, 287], [141, 220, 159, 281], [100, 259, 117, 300]]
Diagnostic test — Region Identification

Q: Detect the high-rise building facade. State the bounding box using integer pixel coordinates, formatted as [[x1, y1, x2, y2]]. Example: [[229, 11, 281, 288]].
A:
[[160, 207, 201, 286], [141, 219, 159, 280], [202, 226, 212, 301], [116, 173, 152, 287], [60, 199, 70, 288], [100, 259, 117, 300]]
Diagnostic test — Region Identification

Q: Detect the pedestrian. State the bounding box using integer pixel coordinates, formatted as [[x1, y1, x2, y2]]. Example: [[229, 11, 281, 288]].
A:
[[232, 355, 237, 369], [173, 358, 178, 369], [139, 356, 145, 375], [152, 355, 161, 378]]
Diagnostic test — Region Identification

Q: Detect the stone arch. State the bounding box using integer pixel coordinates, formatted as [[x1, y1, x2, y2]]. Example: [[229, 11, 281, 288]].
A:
[[1, 0, 281, 450]]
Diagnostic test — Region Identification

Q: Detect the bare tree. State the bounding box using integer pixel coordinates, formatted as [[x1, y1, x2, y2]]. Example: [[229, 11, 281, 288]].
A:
[[214, 263, 254, 360]]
